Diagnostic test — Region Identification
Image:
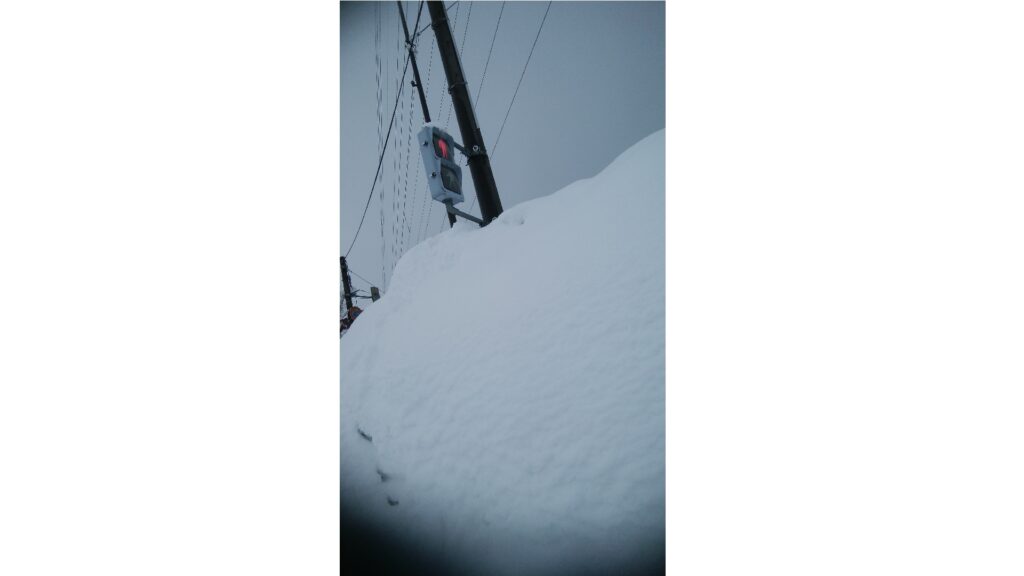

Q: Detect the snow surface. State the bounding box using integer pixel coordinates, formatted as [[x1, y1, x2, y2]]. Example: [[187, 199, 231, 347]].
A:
[[341, 129, 665, 575]]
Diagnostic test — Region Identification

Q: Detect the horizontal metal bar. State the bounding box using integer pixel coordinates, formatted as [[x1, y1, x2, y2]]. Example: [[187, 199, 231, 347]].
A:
[[445, 202, 485, 226]]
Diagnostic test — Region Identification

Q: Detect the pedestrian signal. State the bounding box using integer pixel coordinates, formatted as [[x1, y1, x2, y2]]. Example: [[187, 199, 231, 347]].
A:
[[418, 125, 464, 205]]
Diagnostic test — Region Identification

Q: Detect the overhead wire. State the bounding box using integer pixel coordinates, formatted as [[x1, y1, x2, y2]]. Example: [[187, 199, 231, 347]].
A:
[[474, 1, 505, 109], [443, 0, 473, 130], [354, 1, 445, 286], [386, 3, 401, 281], [414, 0, 458, 37], [465, 1, 552, 217], [366, 1, 493, 250], [399, 2, 422, 260], [390, 5, 403, 278], [435, 1, 460, 131], [375, 3, 388, 284], [348, 266, 375, 287], [413, 1, 437, 244], [397, 1, 427, 267], [389, 3, 413, 284], [393, 5, 408, 270], [490, 0, 552, 159], [463, 1, 505, 214], [398, 82, 415, 259], [343, 48, 412, 259], [412, 1, 468, 233]]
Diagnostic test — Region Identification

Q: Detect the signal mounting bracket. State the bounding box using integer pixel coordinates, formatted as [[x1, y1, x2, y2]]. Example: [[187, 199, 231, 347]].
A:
[[452, 140, 485, 158], [444, 200, 484, 226]]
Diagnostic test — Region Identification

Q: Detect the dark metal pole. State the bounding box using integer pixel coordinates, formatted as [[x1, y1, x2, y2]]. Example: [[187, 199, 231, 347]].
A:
[[427, 1, 504, 224], [399, 1, 457, 228], [397, 1, 430, 123], [340, 257, 354, 311]]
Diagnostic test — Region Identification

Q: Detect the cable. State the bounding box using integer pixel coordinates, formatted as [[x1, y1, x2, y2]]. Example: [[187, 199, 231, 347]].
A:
[[444, 0, 473, 130], [412, 0, 426, 35], [435, 1, 460, 128], [348, 267, 375, 287], [344, 49, 412, 258], [465, 1, 550, 218], [491, 0, 552, 159], [389, 4, 401, 276], [420, 5, 436, 102], [474, 1, 505, 108], [400, 3, 418, 260], [398, 2, 427, 266], [415, 1, 458, 36], [419, 193, 433, 242], [413, 1, 437, 244], [398, 81, 416, 259], [375, 3, 387, 284]]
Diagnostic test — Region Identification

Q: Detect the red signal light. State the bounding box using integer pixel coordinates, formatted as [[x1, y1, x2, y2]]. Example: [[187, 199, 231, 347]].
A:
[[438, 138, 449, 159]]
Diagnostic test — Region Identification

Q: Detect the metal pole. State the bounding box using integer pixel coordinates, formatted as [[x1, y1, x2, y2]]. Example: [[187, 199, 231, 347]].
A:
[[340, 257, 354, 311], [399, 1, 457, 228], [397, 1, 430, 123], [427, 1, 504, 225]]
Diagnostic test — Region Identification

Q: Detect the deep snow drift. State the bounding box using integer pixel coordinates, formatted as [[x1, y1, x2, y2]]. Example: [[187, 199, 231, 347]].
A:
[[341, 129, 665, 575]]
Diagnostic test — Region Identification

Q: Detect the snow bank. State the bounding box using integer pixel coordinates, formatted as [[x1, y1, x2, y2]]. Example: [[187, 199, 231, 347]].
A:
[[341, 129, 665, 575]]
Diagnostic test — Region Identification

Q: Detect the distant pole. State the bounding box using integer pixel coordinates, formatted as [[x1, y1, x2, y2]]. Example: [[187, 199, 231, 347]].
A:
[[427, 1, 504, 224], [399, 1, 457, 228], [340, 257, 354, 311]]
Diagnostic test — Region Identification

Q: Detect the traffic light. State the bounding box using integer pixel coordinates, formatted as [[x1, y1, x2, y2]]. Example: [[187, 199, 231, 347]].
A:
[[418, 125, 464, 205]]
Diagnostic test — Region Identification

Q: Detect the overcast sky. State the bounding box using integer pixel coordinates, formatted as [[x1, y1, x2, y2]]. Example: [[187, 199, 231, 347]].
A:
[[341, 1, 664, 290]]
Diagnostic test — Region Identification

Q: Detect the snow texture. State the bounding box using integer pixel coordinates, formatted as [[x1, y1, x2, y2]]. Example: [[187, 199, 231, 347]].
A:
[[341, 129, 665, 575]]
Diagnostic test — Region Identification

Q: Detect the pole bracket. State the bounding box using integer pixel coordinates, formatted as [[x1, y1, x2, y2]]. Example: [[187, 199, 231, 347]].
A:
[[445, 201, 485, 226], [452, 140, 486, 158], [447, 80, 468, 94]]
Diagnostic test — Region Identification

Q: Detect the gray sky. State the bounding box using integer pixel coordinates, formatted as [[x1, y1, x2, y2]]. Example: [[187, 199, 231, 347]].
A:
[[341, 1, 664, 291]]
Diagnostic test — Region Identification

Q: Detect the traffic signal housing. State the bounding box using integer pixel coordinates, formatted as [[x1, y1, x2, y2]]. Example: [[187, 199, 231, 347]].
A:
[[417, 125, 464, 205]]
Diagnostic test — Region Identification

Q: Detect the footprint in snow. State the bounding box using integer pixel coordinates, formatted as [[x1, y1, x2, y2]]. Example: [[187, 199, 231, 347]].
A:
[[354, 425, 405, 508]]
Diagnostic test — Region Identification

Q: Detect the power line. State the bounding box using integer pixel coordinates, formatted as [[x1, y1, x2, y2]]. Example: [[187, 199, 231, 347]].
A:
[[396, 1, 429, 271], [413, 1, 437, 244], [414, 0, 458, 37], [444, 0, 473, 130], [467, 1, 549, 217], [435, 1, 461, 130], [394, 4, 405, 276], [375, 3, 387, 284], [348, 266, 375, 286], [390, 3, 415, 282], [398, 80, 416, 260], [344, 49, 412, 258], [474, 1, 505, 108], [399, 3, 416, 259], [491, 0, 552, 159], [386, 5, 401, 280], [419, 193, 433, 242]]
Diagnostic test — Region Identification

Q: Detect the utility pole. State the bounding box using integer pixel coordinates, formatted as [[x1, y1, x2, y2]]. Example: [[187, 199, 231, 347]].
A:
[[427, 1, 504, 224], [398, 1, 457, 228], [397, 1, 430, 124], [340, 256, 354, 311]]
